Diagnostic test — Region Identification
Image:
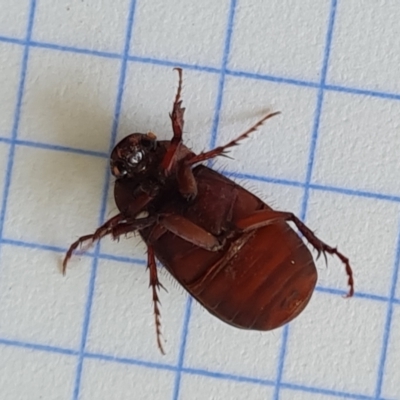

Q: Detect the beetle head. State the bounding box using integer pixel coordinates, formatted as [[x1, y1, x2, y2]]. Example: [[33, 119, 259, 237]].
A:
[[110, 132, 158, 179]]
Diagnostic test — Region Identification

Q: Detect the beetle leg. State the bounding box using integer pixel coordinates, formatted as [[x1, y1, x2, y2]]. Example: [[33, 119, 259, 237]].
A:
[[177, 161, 198, 200], [187, 111, 280, 165], [63, 215, 156, 274], [63, 214, 123, 273], [161, 68, 185, 173], [109, 217, 158, 240], [170, 67, 184, 141], [115, 180, 158, 218], [236, 209, 354, 297], [147, 245, 166, 355], [159, 214, 221, 251]]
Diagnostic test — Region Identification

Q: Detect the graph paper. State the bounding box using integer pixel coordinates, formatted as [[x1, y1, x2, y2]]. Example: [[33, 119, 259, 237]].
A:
[[0, 0, 399, 399]]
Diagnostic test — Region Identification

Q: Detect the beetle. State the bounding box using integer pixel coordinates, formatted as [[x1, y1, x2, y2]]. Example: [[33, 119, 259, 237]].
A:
[[63, 68, 354, 354]]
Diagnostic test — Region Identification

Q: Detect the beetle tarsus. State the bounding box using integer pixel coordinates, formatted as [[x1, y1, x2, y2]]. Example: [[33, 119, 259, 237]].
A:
[[187, 111, 280, 165], [63, 234, 94, 275], [63, 214, 126, 274], [172, 67, 183, 105], [147, 245, 166, 355], [63, 214, 157, 274]]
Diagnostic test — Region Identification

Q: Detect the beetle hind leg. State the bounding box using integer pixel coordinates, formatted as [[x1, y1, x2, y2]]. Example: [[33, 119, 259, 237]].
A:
[[236, 209, 354, 297], [147, 245, 166, 355]]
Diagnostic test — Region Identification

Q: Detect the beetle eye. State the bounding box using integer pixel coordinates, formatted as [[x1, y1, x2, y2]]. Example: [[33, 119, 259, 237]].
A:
[[111, 162, 127, 178], [128, 151, 143, 165]]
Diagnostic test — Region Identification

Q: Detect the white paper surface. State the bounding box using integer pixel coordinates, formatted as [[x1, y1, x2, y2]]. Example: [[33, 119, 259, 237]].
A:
[[0, 1, 399, 399]]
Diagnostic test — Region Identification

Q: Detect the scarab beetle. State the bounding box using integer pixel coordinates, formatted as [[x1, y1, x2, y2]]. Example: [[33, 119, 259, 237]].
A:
[[64, 69, 354, 354]]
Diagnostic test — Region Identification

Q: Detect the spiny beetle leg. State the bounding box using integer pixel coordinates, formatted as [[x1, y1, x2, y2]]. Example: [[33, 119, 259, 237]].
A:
[[176, 161, 198, 200], [162, 68, 185, 173], [187, 111, 280, 166], [147, 245, 166, 355], [63, 216, 156, 275], [236, 209, 354, 297], [63, 214, 124, 274]]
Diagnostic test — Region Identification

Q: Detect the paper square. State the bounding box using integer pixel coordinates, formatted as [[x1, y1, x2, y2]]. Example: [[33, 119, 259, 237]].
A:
[[283, 292, 386, 395], [131, 0, 230, 66], [86, 257, 187, 364], [0, 345, 76, 400], [0, 43, 23, 138], [33, 0, 131, 53], [214, 74, 316, 182], [0, 244, 90, 349], [3, 145, 106, 248], [328, 0, 400, 93], [229, 0, 331, 81], [312, 90, 400, 196], [179, 373, 274, 400], [80, 357, 175, 400], [0, 1, 30, 39], [18, 47, 120, 151]]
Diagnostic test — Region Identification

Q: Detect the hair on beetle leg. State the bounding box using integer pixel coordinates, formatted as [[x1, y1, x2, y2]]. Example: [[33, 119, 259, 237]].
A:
[[64, 68, 353, 354]]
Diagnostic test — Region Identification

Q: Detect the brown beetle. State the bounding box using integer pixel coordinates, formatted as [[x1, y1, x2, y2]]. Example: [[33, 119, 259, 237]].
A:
[[64, 69, 354, 354]]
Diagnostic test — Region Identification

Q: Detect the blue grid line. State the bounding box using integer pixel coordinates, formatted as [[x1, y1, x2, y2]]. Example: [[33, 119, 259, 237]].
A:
[[0, 337, 78, 356], [374, 215, 400, 398], [2, 235, 393, 302], [0, 336, 391, 400], [69, 2, 138, 399], [172, 295, 193, 400], [5, 125, 400, 204], [226, 68, 320, 89], [16, 138, 107, 158], [28, 40, 122, 60], [171, 2, 238, 399], [4, 122, 400, 204], [3, 125, 400, 205], [3, 34, 400, 103], [225, 170, 400, 203], [2, 235, 393, 306], [208, 0, 238, 151], [0, 3, 398, 400], [274, 1, 338, 399], [0, 36, 25, 46], [3, 124, 400, 204], [128, 55, 221, 74], [0, 1, 36, 242]]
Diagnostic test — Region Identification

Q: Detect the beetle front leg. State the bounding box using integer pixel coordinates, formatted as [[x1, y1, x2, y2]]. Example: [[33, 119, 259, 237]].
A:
[[63, 215, 156, 274], [147, 245, 166, 355], [236, 209, 354, 297], [176, 161, 198, 200], [63, 214, 124, 274], [162, 68, 185, 173]]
